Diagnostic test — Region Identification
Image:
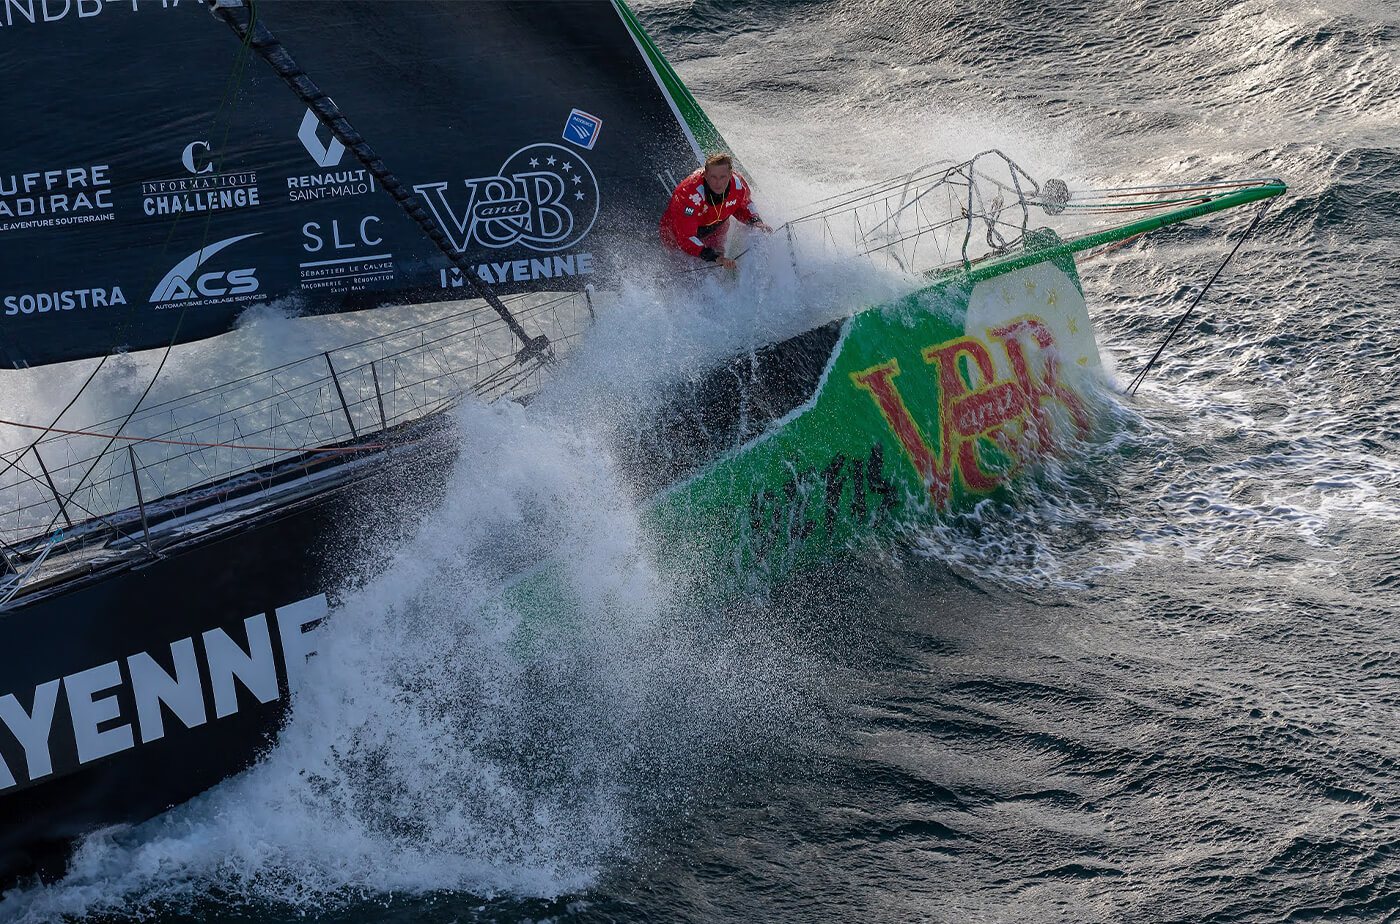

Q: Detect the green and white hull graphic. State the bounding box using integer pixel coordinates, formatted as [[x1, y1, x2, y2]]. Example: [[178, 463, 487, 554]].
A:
[[646, 238, 1103, 588], [613, 0, 734, 161]]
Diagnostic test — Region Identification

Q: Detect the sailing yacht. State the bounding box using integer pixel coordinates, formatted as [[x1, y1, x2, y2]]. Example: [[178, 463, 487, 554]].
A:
[[0, 0, 1282, 883]]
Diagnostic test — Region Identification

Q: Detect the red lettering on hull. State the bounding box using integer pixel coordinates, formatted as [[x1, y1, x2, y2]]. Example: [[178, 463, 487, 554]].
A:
[[852, 315, 1092, 508], [851, 359, 954, 507]]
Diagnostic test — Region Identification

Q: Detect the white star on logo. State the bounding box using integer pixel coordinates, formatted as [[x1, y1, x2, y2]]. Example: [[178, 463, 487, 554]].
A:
[[562, 162, 572, 172], [575, 191, 585, 200], [529, 158, 539, 167], [546, 155, 557, 165], [572, 174, 582, 185]]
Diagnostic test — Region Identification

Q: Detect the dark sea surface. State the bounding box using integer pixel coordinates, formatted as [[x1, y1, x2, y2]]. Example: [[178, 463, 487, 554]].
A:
[[5, 0, 1400, 921]]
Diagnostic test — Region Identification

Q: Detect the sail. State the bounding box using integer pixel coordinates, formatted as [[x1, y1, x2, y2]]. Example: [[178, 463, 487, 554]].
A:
[[0, 0, 721, 369]]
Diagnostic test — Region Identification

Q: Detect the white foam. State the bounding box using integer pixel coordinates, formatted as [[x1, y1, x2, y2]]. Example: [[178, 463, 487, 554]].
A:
[[1, 247, 860, 920]]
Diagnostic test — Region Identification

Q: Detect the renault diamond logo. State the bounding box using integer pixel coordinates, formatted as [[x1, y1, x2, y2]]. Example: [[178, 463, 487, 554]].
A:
[[298, 110, 345, 168]]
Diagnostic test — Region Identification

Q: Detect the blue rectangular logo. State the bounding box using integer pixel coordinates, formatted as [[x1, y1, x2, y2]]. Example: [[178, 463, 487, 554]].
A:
[[563, 109, 603, 150]]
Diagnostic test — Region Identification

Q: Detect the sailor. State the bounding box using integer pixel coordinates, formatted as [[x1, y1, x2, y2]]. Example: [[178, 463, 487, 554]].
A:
[[659, 153, 773, 269]]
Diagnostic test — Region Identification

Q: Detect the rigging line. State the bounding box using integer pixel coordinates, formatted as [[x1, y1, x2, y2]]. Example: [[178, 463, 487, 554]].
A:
[[9, 430, 433, 551], [1126, 199, 1274, 397], [0, 23, 258, 499], [474, 364, 542, 402], [1068, 189, 1250, 206], [1081, 179, 1273, 196], [469, 356, 540, 395], [787, 174, 964, 224], [1065, 199, 1214, 215], [0, 529, 64, 606], [3, 457, 104, 525], [1074, 232, 1147, 264], [787, 166, 955, 212], [204, 0, 551, 367], [699, 218, 793, 269], [28, 22, 261, 543], [0, 418, 409, 455]]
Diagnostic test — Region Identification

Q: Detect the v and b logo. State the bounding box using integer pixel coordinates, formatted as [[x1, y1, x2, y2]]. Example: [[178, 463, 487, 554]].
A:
[[412, 143, 599, 253]]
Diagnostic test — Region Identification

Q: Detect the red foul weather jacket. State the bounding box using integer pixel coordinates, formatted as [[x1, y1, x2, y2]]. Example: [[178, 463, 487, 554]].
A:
[[659, 169, 763, 262]]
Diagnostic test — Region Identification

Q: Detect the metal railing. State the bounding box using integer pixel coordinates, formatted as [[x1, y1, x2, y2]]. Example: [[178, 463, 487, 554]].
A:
[[0, 289, 594, 552], [0, 161, 1279, 564], [782, 150, 1051, 277], [781, 150, 1279, 280]]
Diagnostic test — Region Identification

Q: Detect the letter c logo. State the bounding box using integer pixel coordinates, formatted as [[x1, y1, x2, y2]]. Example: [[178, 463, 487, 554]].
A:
[[182, 141, 213, 176]]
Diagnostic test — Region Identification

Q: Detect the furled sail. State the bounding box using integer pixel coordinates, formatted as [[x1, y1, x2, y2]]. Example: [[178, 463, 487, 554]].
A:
[[0, 0, 721, 368]]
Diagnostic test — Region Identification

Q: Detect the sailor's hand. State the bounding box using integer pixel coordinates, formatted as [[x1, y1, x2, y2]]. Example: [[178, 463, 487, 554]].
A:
[[717, 256, 739, 270], [753, 222, 774, 233]]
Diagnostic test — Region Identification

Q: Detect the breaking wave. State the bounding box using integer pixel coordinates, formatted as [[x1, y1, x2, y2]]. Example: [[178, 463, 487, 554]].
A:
[[0, 220, 874, 922]]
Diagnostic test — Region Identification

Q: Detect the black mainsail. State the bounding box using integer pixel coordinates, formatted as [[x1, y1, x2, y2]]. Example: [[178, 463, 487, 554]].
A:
[[0, 0, 713, 368]]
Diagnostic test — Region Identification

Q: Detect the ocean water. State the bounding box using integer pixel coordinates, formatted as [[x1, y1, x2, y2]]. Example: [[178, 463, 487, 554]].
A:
[[5, 0, 1400, 921]]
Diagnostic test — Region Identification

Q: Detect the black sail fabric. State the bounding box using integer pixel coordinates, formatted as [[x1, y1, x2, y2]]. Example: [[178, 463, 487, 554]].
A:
[[0, 0, 704, 368]]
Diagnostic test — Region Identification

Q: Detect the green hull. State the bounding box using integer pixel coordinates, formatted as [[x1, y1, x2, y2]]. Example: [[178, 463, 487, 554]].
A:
[[646, 233, 1104, 591], [636, 160, 1284, 590]]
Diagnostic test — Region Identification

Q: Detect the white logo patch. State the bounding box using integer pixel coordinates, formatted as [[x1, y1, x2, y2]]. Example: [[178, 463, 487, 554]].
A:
[[413, 142, 600, 253], [149, 233, 261, 305], [298, 110, 345, 168]]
